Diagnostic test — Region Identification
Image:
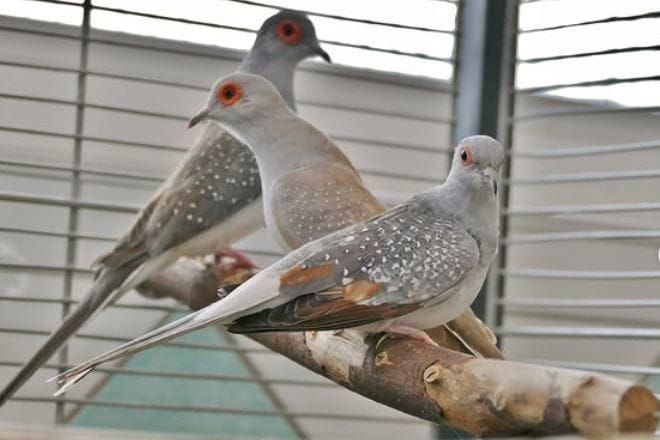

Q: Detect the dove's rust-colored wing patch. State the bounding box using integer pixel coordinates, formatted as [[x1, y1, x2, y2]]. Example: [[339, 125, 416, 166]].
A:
[[342, 279, 383, 302], [227, 290, 420, 333], [280, 263, 335, 288]]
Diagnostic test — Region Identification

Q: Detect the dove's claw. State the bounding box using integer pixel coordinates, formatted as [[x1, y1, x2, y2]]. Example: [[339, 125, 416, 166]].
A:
[[214, 245, 257, 272], [380, 324, 439, 348]]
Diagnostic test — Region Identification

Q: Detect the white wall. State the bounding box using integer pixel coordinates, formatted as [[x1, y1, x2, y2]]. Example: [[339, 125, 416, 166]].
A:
[[1, 10, 659, 439], [503, 94, 660, 380], [0, 15, 448, 439]]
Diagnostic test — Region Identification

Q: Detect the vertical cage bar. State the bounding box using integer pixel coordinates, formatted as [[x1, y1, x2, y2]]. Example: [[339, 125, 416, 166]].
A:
[[55, 0, 91, 423], [484, 1, 520, 331], [448, 0, 464, 153], [223, 332, 308, 439], [439, 3, 473, 438], [451, 0, 519, 321]]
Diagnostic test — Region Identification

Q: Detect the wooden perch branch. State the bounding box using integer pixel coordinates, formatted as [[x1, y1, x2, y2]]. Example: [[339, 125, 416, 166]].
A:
[[137, 258, 659, 437]]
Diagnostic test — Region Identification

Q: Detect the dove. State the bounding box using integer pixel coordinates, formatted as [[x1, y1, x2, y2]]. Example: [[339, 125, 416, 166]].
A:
[[0, 11, 329, 406], [137, 245, 259, 311], [52, 126, 504, 393], [190, 74, 501, 355], [188, 76, 384, 253]]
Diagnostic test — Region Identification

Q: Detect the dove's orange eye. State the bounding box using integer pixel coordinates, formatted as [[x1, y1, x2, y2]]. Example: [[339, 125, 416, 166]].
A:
[[276, 19, 301, 44], [217, 82, 242, 106], [460, 146, 473, 166]]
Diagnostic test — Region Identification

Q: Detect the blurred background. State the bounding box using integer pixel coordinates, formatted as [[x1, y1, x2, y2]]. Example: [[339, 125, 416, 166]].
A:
[[0, 0, 659, 438]]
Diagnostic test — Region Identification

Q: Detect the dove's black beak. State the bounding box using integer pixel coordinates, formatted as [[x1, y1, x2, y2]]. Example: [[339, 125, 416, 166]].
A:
[[188, 108, 209, 129], [481, 166, 499, 196], [313, 46, 331, 63]]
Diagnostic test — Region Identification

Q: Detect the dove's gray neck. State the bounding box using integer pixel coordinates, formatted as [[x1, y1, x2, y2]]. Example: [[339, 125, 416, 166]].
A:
[[239, 54, 297, 112], [432, 178, 499, 263], [222, 108, 352, 194]]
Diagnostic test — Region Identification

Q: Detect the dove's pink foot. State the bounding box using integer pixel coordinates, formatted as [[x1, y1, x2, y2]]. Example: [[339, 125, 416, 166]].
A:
[[380, 323, 439, 347], [214, 245, 257, 273], [213, 245, 259, 301]]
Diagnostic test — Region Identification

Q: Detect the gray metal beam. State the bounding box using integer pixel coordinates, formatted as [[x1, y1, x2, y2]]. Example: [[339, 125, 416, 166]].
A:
[[441, 3, 519, 438], [451, 0, 519, 322], [453, 0, 515, 143]]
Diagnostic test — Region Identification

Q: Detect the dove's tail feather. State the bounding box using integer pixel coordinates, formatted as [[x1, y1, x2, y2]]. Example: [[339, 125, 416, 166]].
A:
[[0, 263, 139, 407], [51, 270, 282, 394], [444, 309, 503, 360]]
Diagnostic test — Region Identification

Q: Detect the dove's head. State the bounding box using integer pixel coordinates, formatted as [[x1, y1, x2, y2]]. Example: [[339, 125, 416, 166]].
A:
[[188, 73, 290, 131], [249, 10, 330, 65], [447, 135, 505, 198]]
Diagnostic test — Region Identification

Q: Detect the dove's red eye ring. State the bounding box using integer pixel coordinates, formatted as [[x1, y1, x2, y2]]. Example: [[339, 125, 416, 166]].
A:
[[276, 20, 302, 44], [460, 146, 473, 166], [217, 82, 242, 106]]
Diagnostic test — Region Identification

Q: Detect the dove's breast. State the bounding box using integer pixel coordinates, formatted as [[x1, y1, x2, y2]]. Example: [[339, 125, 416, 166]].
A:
[[398, 265, 489, 329], [266, 163, 385, 250], [359, 264, 489, 332]]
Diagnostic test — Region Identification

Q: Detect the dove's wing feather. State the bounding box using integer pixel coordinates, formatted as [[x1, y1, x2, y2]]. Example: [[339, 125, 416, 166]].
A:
[[143, 127, 262, 256], [228, 289, 420, 332], [230, 195, 480, 332], [93, 125, 261, 270]]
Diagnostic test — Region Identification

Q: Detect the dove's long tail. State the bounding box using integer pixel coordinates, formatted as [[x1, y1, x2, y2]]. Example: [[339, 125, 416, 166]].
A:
[[50, 270, 282, 395], [0, 263, 139, 407], [444, 309, 503, 360]]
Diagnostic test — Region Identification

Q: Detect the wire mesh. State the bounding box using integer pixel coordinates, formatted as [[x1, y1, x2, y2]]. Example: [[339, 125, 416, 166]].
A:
[[2, 0, 659, 437], [487, 0, 660, 387], [0, 0, 457, 437]]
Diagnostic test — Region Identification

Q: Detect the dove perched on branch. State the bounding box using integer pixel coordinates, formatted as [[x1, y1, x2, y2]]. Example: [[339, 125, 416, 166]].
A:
[[189, 74, 501, 355], [0, 11, 329, 406], [188, 78, 384, 253], [51, 74, 503, 392]]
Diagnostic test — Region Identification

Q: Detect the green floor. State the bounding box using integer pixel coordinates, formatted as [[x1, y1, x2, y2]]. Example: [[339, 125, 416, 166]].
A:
[[71, 316, 660, 439], [73, 317, 296, 438]]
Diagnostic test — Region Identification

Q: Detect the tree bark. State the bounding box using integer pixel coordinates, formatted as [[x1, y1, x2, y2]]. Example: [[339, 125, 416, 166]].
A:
[[137, 258, 659, 437]]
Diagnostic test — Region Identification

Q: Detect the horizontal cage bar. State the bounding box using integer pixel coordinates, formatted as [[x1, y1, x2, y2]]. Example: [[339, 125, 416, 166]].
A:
[[518, 358, 660, 376], [498, 268, 660, 280], [10, 396, 420, 423], [0, 361, 334, 387], [499, 298, 660, 308], [0, 294, 186, 313], [224, 0, 456, 34], [505, 202, 660, 216], [516, 74, 660, 95], [512, 106, 660, 122], [0, 327, 272, 354], [519, 11, 660, 34], [507, 169, 660, 185], [90, 4, 455, 63], [504, 230, 660, 244], [512, 140, 660, 158], [496, 326, 660, 339], [518, 44, 660, 64], [0, 153, 444, 186]]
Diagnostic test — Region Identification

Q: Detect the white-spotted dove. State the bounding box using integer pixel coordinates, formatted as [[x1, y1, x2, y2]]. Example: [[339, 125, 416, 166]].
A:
[[51, 75, 503, 391], [0, 11, 329, 406]]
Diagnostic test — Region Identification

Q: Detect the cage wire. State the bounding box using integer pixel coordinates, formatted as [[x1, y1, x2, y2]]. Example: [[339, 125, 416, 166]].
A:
[[488, 0, 660, 393], [0, 0, 659, 438], [0, 0, 456, 438]]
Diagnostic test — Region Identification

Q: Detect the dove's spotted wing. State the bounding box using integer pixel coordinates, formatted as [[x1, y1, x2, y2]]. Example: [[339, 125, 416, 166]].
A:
[[144, 128, 262, 255], [97, 127, 262, 267], [269, 162, 384, 249], [228, 199, 480, 332]]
